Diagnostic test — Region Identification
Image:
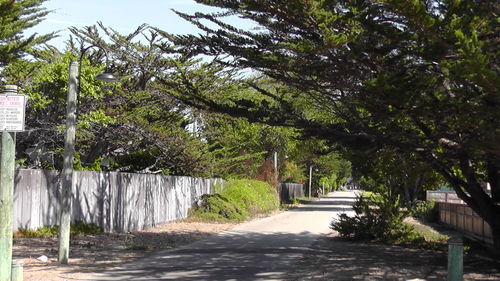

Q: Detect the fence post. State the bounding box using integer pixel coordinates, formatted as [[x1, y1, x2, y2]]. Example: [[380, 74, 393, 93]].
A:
[[447, 237, 463, 281], [0, 85, 18, 281], [11, 260, 22, 281]]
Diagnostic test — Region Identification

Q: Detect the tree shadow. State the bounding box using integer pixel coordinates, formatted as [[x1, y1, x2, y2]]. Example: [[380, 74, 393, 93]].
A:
[[286, 236, 500, 281], [64, 230, 465, 281], [77, 231, 322, 280]]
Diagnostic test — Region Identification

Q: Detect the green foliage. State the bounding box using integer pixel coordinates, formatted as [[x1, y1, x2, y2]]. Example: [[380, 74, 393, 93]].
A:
[[351, 149, 442, 207], [16, 225, 58, 238], [193, 193, 248, 222], [191, 179, 279, 222], [163, 0, 500, 251], [202, 113, 301, 179], [289, 197, 300, 205], [16, 221, 102, 238], [334, 192, 447, 249], [330, 192, 412, 241], [281, 161, 306, 183], [222, 179, 279, 214], [70, 220, 103, 235], [0, 0, 54, 69], [412, 201, 439, 223]]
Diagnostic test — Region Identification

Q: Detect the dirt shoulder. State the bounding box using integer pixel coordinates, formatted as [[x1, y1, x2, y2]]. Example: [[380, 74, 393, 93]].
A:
[[285, 232, 500, 281], [14, 214, 500, 281], [13, 221, 237, 281]]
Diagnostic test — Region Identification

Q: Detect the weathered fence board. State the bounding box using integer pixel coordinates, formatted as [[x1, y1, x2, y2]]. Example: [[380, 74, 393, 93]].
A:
[[280, 183, 304, 202], [427, 191, 493, 245], [13, 169, 221, 233]]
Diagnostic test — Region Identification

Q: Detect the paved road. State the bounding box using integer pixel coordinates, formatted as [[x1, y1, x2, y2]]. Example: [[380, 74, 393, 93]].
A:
[[88, 191, 358, 281]]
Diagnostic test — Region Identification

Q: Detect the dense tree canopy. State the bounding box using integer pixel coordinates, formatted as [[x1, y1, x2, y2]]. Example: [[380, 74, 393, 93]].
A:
[[4, 21, 328, 181], [0, 0, 54, 69], [159, 0, 500, 251]]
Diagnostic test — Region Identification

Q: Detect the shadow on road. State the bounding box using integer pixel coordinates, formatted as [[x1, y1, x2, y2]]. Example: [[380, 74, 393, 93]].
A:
[[290, 206, 353, 212], [84, 231, 322, 280], [286, 237, 449, 280], [321, 196, 357, 200]]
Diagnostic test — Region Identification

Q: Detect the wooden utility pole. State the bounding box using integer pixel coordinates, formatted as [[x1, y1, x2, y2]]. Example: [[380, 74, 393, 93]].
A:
[[273, 151, 278, 185], [0, 85, 18, 281], [308, 165, 313, 199], [58, 61, 78, 264]]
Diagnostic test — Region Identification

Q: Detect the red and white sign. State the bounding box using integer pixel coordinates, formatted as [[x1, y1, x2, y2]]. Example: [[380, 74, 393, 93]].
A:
[[0, 95, 27, 132]]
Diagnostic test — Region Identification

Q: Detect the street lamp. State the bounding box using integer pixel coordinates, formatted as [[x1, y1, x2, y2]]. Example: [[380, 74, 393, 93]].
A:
[[79, 45, 118, 84], [95, 72, 118, 83], [58, 45, 117, 264], [308, 165, 319, 199]]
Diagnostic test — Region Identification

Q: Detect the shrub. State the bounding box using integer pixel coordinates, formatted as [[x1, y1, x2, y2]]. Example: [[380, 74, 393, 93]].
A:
[[330, 191, 414, 241], [191, 179, 279, 222], [16, 221, 103, 238], [17, 225, 59, 238], [331, 192, 448, 250], [194, 193, 248, 222], [221, 179, 279, 214], [412, 200, 439, 222], [70, 221, 103, 235]]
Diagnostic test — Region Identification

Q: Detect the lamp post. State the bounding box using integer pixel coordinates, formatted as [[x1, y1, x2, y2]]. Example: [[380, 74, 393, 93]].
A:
[[308, 165, 313, 199], [273, 151, 278, 185], [58, 45, 117, 264], [308, 165, 319, 199]]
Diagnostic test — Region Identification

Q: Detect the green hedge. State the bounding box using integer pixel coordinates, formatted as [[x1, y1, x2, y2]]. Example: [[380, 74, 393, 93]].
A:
[[192, 179, 279, 222]]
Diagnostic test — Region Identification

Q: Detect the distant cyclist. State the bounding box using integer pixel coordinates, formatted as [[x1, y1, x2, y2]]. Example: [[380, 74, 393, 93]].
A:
[[316, 187, 323, 199]]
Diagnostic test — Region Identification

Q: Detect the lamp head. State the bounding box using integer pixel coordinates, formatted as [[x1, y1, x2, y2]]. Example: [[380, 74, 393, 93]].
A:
[[95, 72, 118, 83]]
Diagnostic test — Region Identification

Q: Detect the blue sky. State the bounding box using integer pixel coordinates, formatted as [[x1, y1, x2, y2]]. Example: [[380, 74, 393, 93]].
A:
[[31, 0, 233, 49]]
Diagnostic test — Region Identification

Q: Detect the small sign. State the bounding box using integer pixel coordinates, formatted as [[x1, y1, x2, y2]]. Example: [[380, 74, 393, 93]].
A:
[[0, 95, 27, 132]]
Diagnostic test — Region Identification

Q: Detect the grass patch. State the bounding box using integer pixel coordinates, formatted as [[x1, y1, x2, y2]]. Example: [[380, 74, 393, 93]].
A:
[[394, 223, 449, 251], [191, 179, 279, 222], [280, 197, 302, 210], [16, 225, 58, 238], [16, 221, 103, 238], [293, 196, 319, 204]]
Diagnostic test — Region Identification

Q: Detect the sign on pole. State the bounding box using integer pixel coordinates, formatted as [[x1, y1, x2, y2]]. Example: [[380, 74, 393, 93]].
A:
[[0, 95, 27, 132]]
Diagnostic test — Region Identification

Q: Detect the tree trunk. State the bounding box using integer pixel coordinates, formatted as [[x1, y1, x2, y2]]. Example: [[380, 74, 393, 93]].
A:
[[439, 154, 500, 254], [451, 180, 500, 254], [489, 217, 500, 255]]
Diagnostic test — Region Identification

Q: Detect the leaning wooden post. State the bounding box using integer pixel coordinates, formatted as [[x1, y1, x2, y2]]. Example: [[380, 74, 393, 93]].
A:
[[0, 85, 19, 281], [447, 237, 463, 281], [58, 61, 78, 264]]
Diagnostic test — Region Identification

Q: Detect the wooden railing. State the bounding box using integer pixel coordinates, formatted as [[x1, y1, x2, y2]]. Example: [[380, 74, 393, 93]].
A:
[[427, 191, 493, 245]]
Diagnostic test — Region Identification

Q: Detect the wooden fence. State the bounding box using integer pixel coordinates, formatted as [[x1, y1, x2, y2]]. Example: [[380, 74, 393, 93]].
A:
[[13, 169, 221, 233], [427, 191, 493, 245], [279, 183, 304, 202]]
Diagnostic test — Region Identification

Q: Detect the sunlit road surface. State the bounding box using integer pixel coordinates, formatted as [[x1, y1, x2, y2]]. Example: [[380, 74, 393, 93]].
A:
[[87, 191, 359, 281]]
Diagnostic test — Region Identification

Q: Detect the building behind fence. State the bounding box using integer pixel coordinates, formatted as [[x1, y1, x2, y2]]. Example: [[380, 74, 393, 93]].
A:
[[427, 191, 493, 245], [13, 169, 221, 233], [279, 183, 304, 202]]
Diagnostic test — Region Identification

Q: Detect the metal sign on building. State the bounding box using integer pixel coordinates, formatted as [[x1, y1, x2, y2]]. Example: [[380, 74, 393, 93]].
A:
[[0, 91, 27, 132]]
